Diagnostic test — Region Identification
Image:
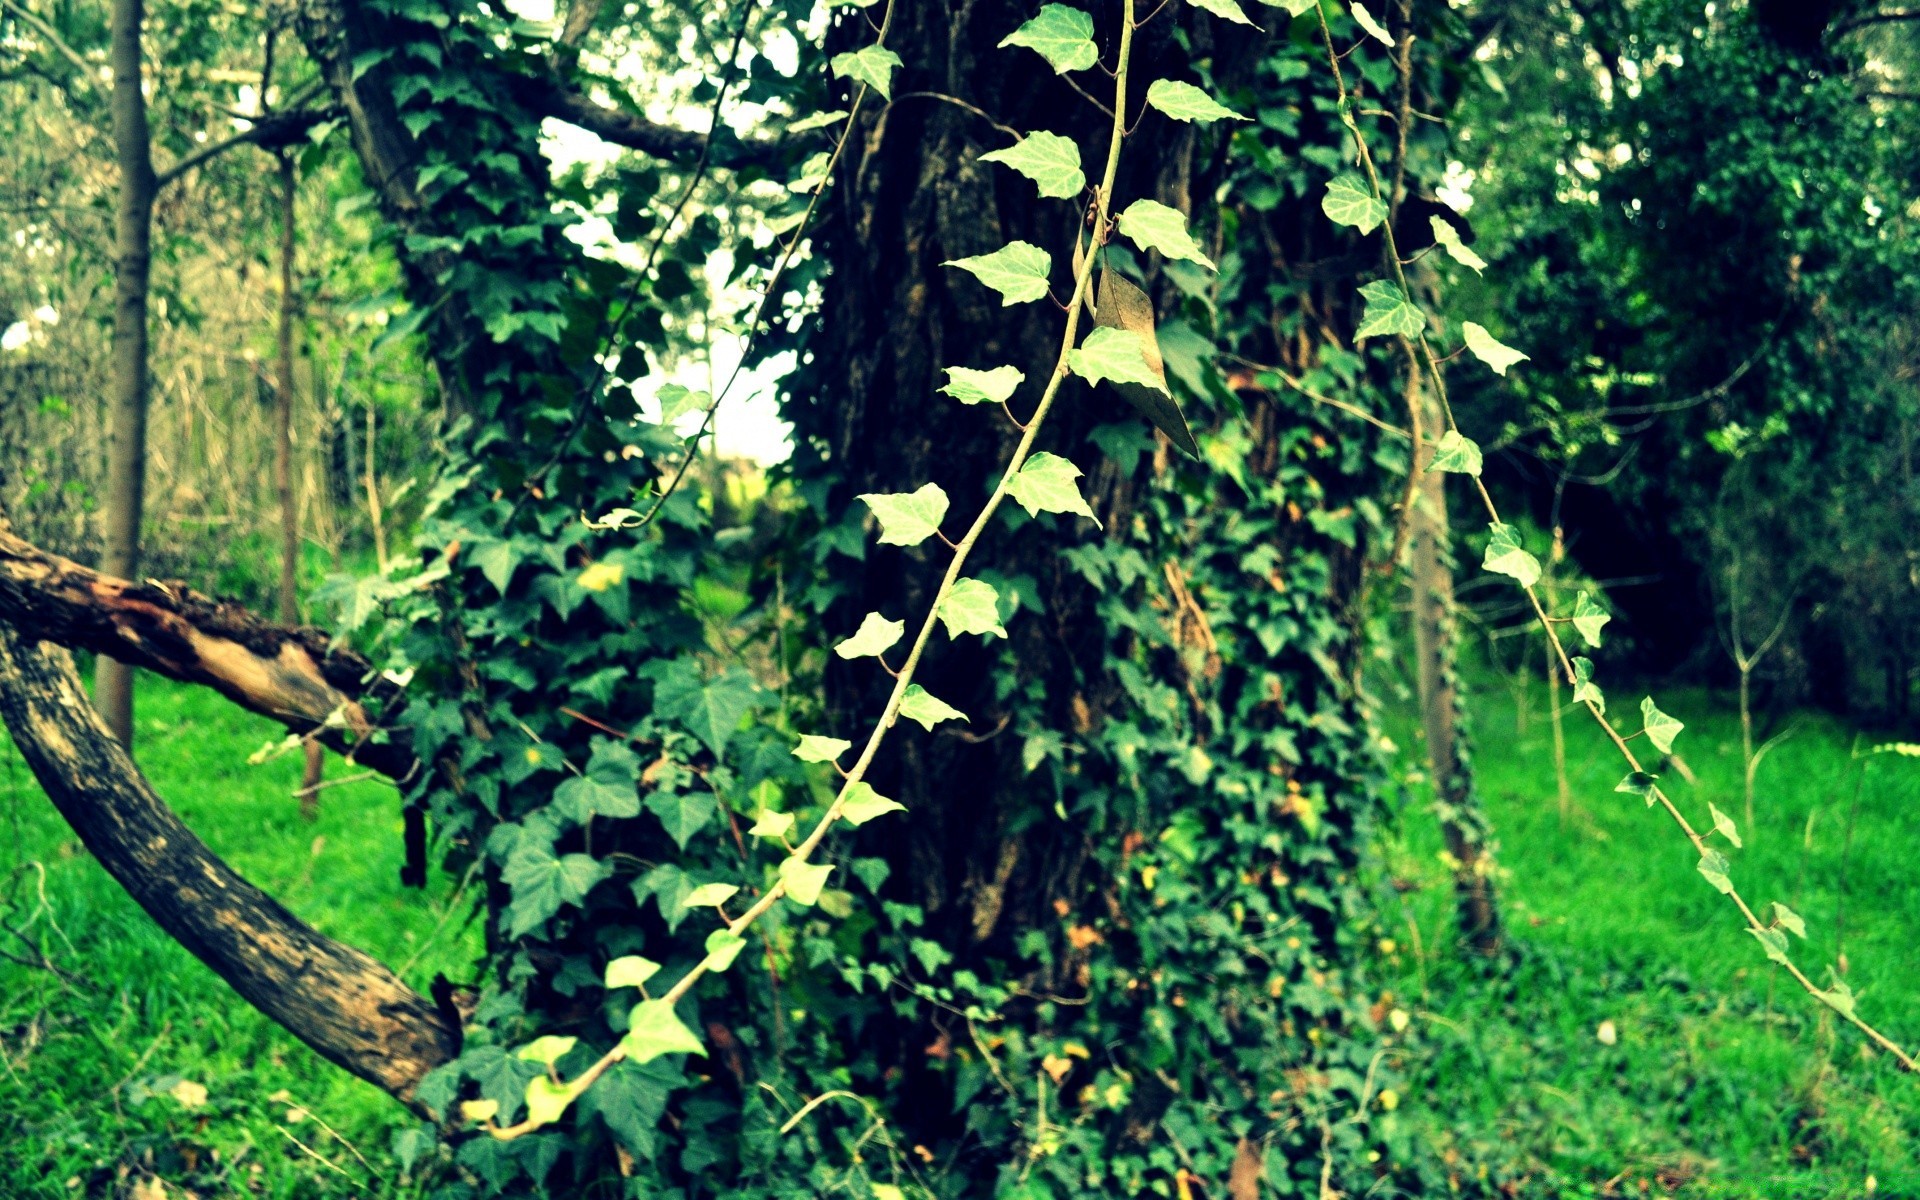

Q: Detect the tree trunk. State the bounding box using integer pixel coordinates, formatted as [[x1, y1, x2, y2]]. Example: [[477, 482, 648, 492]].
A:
[[1410, 389, 1501, 954], [97, 0, 158, 746], [0, 624, 457, 1102]]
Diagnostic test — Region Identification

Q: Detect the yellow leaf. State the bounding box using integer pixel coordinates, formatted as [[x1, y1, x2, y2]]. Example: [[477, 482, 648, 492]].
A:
[[578, 561, 624, 592]]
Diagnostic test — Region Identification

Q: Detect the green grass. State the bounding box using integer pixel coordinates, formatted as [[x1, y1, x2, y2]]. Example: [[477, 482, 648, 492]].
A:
[[0, 674, 476, 1199], [1380, 668, 1920, 1198]]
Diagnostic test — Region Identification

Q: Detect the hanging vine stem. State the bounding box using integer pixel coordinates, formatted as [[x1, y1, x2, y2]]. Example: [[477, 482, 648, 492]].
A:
[[484, 0, 1141, 1139], [1312, 7, 1916, 1070]]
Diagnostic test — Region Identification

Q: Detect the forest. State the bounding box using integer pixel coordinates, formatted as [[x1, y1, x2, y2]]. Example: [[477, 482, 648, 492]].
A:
[[0, 0, 1916, 1196]]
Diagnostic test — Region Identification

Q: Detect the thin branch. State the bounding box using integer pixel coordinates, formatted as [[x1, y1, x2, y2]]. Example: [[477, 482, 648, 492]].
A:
[[0, 0, 95, 85], [154, 90, 331, 190], [507, 73, 782, 167], [1832, 8, 1920, 37]]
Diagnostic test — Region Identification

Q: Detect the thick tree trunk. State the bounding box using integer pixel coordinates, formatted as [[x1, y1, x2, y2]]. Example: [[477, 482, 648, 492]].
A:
[[97, 0, 158, 746], [1409, 394, 1501, 954], [0, 625, 457, 1102]]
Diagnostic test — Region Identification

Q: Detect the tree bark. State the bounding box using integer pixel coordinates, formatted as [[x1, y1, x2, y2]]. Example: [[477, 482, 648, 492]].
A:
[[97, 0, 158, 746], [0, 624, 457, 1102], [0, 518, 414, 781], [1409, 391, 1501, 954]]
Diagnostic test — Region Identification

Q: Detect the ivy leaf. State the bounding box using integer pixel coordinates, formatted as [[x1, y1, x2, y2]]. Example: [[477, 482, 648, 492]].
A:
[[858, 483, 950, 546], [1817, 977, 1857, 1019], [654, 383, 710, 425], [1751, 926, 1791, 966], [941, 365, 1025, 406], [1187, 0, 1257, 25], [605, 955, 661, 990], [779, 857, 835, 906], [1354, 280, 1424, 340], [899, 684, 968, 730], [1009, 452, 1099, 522], [502, 846, 611, 938], [1322, 173, 1386, 234], [945, 241, 1052, 305], [1463, 321, 1529, 376], [702, 929, 747, 972], [577, 561, 624, 593], [620, 999, 705, 1065], [1350, 2, 1392, 46], [1267, 0, 1318, 11], [1708, 802, 1742, 849], [1697, 849, 1734, 895], [835, 611, 906, 659], [998, 4, 1097, 73], [522, 1077, 577, 1130], [673, 668, 760, 758], [1482, 523, 1541, 589], [1430, 216, 1486, 273], [646, 788, 717, 851], [1070, 327, 1163, 390], [1615, 771, 1657, 801], [794, 734, 853, 764], [839, 781, 907, 826], [1427, 430, 1482, 475], [980, 132, 1085, 199], [1772, 901, 1807, 939], [1144, 79, 1247, 124], [787, 107, 849, 132], [936, 578, 1009, 639], [1090, 270, 1198, 458], [1570, 656, 1605, 716], [682, 882, 740, 909], [829, 45, 904, 100], [1640, 697, 1684, 755], [1116, 199, 1216, 270], [516, 1035, 578, 1066], [553, 738, 642, 824], [1573, 591, 1611, 648], [748, 810, 795, 840]]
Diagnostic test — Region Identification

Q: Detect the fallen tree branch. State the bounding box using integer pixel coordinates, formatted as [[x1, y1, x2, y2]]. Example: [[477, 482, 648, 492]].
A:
[[0, 626, 457, 1103]]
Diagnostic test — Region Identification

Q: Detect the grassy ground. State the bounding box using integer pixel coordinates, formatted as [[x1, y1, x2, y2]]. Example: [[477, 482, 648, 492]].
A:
[[1380, 666, 1920, 1198], [5, 665, 1919, 1198], [0, 674, 477, 1199]]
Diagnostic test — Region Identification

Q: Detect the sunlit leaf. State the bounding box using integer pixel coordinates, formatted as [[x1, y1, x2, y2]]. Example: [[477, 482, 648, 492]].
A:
[[1751, 926, 1791, 966], [1641, 696, 1684, 755], [981, 131, 1085, 199], [829, 45, 904, 100], [998, 4, 1098, 73], [1697, 849, 1734, 894], [793, 734, 853, 763], [936, 577, 1008, 639], [1573, 591, 1610, 648], [779, 857, 835, 906], [898, 684, 968, 730], [1708, 802, 1742, 849], [516, 1035, 577, 1066], [748, 810, 795, 840], [1428, 429, 1482, 475], [523, 1077, 577, 1129], [605, 955, 661, 990], [944, 241, 1053, 305], [1463, 321, 1529, 375], [1144, 79, 1247, 124], [1070, 327, 1163, 390], [702, 929, 747, 972], [1188, 0, 1257, 25], [839, 781, 907, 826], [1772, 901, 1807, 939], [1322, 173, 1386, 234], [1482, 522, 1541, 589], [1571, 656, 1605, 716], [1009, 452, 1099, 522], [941, 365, 1025, 406], [620, 999, 704, 1064], [682, 882, 740, 909], [1615, 771, 1657, 801], [1350, 2, 1391, 45], [1116, 199, 1216, 270], [835, 611, 906, 658], [1430, 216, 1486, 273], [858, 483, 950, 546], [1355, 279, 1424, 341]]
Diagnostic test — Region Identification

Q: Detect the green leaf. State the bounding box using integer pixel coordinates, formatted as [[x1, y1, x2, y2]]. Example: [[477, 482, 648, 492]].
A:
[[1482, 523, 1541, 589], [1697, 849, 1734, 894], [1463, 321, 1529, 376], [1640, 697, 1684, 755], [858, 483, 950, 546], [1069, 327, 1163, 390], [839, 781, 907, 826], [1355, 280, 1424, 340], [522, 1077, 577, 1129], [620, 999, 705, 1064], [552, 739, 643, 824], [1266, 0, 1318, 11], [835, 611, 906, 658], [1430, 216, 1486, 273], [503, 846, 611, 938], [1350, 2, 1392, 46], [702, 928, 747, 972], [1144, 79, 1247, 124], [980, 132, 1085, 199], [829, 45, 903, 100], [655, 382, 710, 425], [787, 107, 850, 131], [779, 857, 835, 906], [1116, 199, 1215, 270], [516, 1036, 578, 1066], [1427, 429, 1482, 475], [682, 882, 740, 909], [1708, 802, 1742, 849], [936, 578, 1009, 639], [1322, 173, 1386, 234], [605, 955, 660, 990], [1573, 591, 1610, 648], [1817, 977, 1857, 1019], [998, 4, 1097, 73], [1009, 452, 1099, 522], [794, 734, 853, 764], [1187, 0, 1257, 25], [646, 788, 717, 851], [1571, 656, 1605, 716], [1751, 926, 1791, 966], [945, 241, 1052, 305], [941, 365, 1025, 406], [748, 810, 795, 840], [1615, 771, 1657, 801], [1772, 901, 1808, 939], [899, 684, 968, 731], [653, 663, 760, 758]]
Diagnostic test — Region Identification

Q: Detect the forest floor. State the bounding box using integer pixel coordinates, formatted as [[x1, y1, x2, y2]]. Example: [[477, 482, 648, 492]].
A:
[[0, 672, 1916, 1197]]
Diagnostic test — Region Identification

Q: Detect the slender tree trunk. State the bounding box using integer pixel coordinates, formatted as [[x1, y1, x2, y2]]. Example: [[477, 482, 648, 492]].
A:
[[97, 0, 158, 746], [1409, 388, 1501, 954]]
